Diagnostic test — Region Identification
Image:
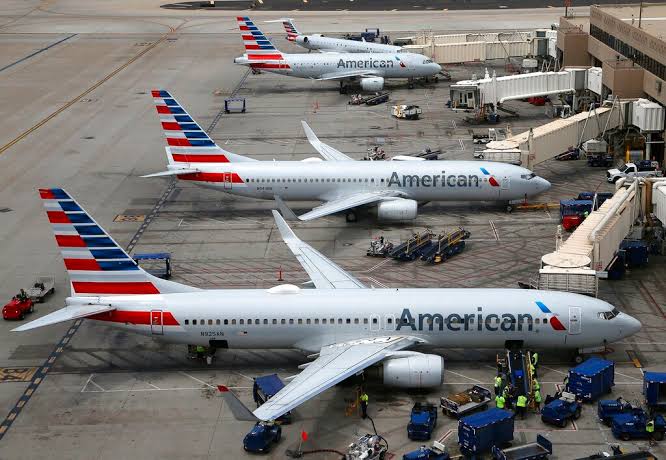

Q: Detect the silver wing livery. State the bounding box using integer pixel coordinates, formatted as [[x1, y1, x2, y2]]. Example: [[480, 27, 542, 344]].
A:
[[143, 90, 551, 221], [17, 190, 641, 422], [233, 16, 440, 92]]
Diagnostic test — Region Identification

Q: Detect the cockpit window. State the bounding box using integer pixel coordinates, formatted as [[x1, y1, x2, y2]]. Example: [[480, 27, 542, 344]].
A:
[[598, 308, 620, 320], [520, 173, 536, 180]]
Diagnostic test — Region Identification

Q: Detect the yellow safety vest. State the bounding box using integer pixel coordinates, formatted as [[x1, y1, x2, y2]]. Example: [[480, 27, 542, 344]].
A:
[[533, 380, 540, 390], [360, 394, 369, 403], [532, 353, 539, 365], [196, 345, 205, 353], [534, 391, 542, 403], [517, 395, 528, 407], [496, 395, 505, 409], [647, 421, 655, 433], [495, 376, 503, 387]]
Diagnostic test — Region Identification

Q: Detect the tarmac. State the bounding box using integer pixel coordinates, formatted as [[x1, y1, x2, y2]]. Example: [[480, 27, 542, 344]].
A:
[[0, 1, 665, 459]]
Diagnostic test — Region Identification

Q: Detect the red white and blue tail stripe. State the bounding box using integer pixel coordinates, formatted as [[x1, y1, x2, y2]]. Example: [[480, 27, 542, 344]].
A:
[[40, 188, 161, 296], [282, 18, 300, 41], [152, 90, 254, 164], [237, 17, 289, 70]]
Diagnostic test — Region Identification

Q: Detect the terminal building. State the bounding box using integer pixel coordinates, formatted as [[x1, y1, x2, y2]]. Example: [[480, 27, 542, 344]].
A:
[[557, 3, 666, 164]]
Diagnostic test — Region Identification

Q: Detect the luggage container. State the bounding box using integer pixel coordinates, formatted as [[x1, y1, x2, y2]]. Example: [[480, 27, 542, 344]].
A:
[[619, 240, 649, 267], [644, 372, 666, 410], [458, 408, 514, 456], [568, 358, 614, 402], [253, 374, 292, 424]]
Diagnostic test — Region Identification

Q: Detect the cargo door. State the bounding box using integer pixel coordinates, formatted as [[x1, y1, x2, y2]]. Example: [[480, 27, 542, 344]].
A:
[[150, 310, 163, 335], [569, 307, 582, 334], [223, 172, 233, 190]]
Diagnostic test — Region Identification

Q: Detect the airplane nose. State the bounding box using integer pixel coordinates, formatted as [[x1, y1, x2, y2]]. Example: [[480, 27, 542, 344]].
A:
[[434, 63, 442, 73], [626, 314, 642, 336], [537, 177, 551, 192]]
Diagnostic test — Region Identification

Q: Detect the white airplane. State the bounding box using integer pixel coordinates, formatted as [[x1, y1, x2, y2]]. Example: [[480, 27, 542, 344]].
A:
[[143, 90, 551, 221], [16, 188, 641, 423], [233, 16, 440, 92], [273, 18, 402, 54]]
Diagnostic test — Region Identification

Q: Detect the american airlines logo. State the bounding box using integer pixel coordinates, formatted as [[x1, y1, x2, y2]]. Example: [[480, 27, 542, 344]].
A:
[[388, 172, 482, 188], [396, 304, 566, 332], [337, 58, 396, 69]]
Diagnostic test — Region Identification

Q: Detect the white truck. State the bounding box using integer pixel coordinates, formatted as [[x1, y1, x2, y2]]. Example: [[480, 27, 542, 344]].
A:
[[607, 160, 663, 183], [392, 105, 422, 120]]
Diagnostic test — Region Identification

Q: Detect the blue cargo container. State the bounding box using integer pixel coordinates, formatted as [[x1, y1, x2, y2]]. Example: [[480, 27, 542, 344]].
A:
[[568, 358, 614, 401], [253, 374, 292, 424], [560, 200, 593, 218], [644, 372, 666, 410], [458, 408, 514, 455], [620, 240, 649, 267]]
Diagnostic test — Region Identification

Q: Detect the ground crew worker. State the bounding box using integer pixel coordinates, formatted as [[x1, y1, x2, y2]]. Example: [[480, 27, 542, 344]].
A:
[[563, 375, 569, 391], [360, 391, 369, 419], [532, 379, 540, 392], [531, 352, 539, 370], [647, 419, 655, 442], [529, 362, 537, 379], [495, 394, 506, 409], [196, 345, 205, 360], [533, 389, 542, 411], [494, 375, 503, 396], [583, 210, 589, 219], [18, 289, 27, 302], [516, 394, 528, 419], [503, 385, 513, 409]]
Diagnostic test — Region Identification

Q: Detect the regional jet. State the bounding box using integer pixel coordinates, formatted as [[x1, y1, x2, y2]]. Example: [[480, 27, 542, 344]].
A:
[[233, 16, 440, 92], [16, 189, 641, 423], [143, 90, 551, 221], [273, 18, 402, 54]]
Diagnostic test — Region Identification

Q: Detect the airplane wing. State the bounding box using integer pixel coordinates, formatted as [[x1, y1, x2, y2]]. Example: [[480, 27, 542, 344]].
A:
[[12, 303, 116, 332], [316, 69, 380, 81], [272, 210, 365, 289], [220, 336, 423, 421], [297, 191, 401, 221], [141, 168, 200, 178], [301, 121, 353, 161]]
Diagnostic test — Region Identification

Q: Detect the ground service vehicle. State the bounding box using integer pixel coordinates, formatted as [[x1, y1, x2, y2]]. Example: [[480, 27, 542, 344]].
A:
[[597, 398, 638, 426], [611, 411, 666, 441], [253, 374, 292, 424], [644, 372, 666, 411], [392, 105, 422, 120], [26, 276, 55, 303], [408, 403, 438, 440], [2, 296, 34, 320], [541, 392, 582, 428], [403, 441, 450, 460], [345, 434, 388, 460], [458, 408, 514, 456], [607, 161, 663, 183], [568, 358, 615, 401], [440, 385, 491, 418], [243, 422, 282, 453], [492, 434, 553, 460]]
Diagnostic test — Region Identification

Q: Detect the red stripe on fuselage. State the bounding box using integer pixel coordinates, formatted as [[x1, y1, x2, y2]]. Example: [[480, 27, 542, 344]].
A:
[[248, 54, 283, 60], [89, 310, 180, 325], [72, 281, 160, 295], [250, 63, 291, 69], [171, 154, 229, 163], [550, 316, 567, 331], [177, 172, 245, 183]]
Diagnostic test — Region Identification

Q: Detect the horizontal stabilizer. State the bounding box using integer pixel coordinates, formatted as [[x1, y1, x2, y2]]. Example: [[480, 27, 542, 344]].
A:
[[217, 385, 259, 421], [12, 304, 116, 332], [141, 169, 199, 178]]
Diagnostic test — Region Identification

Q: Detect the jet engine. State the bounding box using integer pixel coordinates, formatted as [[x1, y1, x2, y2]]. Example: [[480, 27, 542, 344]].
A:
[[380, 354, 445, 388], [376, 198, 418, 221], [360, 77, 384, 92]]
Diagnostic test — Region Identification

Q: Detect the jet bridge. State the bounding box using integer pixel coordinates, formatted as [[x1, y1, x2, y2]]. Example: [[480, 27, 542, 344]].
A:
[[537, 179, 657, 296]]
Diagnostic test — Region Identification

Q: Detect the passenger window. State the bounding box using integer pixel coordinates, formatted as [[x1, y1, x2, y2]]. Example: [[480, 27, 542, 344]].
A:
[[371, 178, 375, 183], [192, 319, 197, 325], [363, 318, 368, 324], [289, 319, 294, 324], [346, 318, 351, 324], [315, 319, 319, 324], [535, 318, 540, 324], [263, 319, 268, 325], [322, 319, 326, 324], [239, 319, 244, 325], [185, 319, 189, 325], [224, 319, 228, 325], [373, 318, 378, 324], [306, 319, 311, 325], [232, 319, 236, 325], [281, 319, 286, 324], [387, 318, 393, 324], [338, 318, 343, 324], [330, 318, 334, 323], [208, 319, 213, 325], [272, 319, 277, 325]]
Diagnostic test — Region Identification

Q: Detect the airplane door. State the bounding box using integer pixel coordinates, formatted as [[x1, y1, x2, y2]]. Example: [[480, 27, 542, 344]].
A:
[[370, 314, 380, 332], [501, 177, 510, 190], [151, 310, 163, 335], [569, 307, 582, 334], [223, 172, 232, 190]]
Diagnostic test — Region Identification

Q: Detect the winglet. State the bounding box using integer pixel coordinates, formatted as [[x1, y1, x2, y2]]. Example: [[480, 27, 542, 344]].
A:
[[273, 197, 298, 221], [217, 385, 260, 421], [301, 121, 353, 161]]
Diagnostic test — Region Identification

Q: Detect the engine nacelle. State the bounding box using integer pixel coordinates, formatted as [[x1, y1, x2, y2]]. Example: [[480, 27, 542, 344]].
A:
[[376, 198, 418, 221], [360, 77, 384, 92], [381, 354, 445, 388]]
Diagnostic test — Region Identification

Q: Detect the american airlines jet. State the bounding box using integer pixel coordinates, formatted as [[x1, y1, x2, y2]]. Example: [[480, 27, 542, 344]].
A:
[[143, 90, 551, 221], [233, 16, 440, 92], [275, 18, 402, 54], [16, 189, 641, 422]]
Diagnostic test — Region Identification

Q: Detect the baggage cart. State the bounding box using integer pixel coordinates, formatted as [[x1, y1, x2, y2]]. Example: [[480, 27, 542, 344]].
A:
[[644, 372, 666, 410], [568, 357, 614, 402], [26, 276, 55, 302], [441, 385, 491, 418], [492, 434, 552, 460]]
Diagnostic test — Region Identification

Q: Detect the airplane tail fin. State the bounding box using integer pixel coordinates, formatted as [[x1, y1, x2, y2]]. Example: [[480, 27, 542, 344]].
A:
[[151, 89, 256, 164], [38, 188, 200, 297], [237, 16, 289, 70], [281, 18, 300, 41]]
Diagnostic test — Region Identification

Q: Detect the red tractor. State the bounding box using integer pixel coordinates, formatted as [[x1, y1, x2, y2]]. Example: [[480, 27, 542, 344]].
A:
[[3, 290, 34, 320]]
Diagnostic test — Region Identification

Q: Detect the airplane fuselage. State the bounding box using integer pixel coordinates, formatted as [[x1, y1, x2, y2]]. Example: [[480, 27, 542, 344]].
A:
[[82, 288, 639, 352], [296, 34, 402, 54], [172, 159, 550, 203], [235, 51, 441, 79]]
